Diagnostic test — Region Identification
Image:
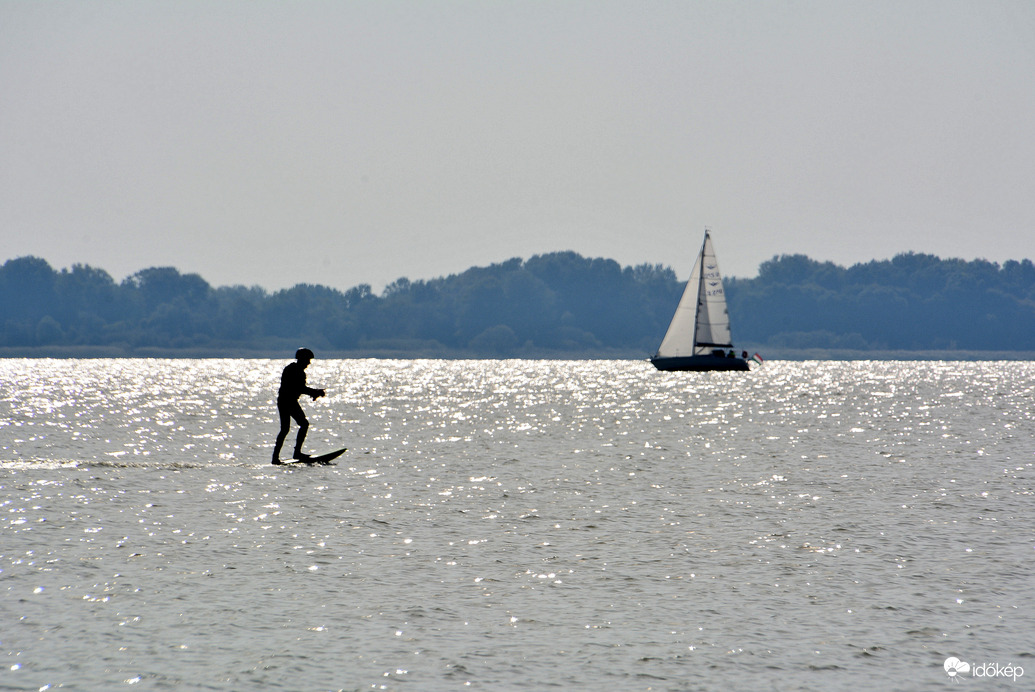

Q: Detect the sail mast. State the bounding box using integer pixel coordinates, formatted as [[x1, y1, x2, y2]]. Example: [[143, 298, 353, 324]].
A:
[[691, 230, 709, 354]]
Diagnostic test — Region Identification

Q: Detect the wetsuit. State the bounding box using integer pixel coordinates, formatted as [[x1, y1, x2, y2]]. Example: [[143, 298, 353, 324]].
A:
[[272, 361, 323, 461]]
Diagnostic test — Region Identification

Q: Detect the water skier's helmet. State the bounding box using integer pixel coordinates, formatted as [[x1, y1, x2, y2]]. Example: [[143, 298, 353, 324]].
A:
[[295, 348, 314, 361]]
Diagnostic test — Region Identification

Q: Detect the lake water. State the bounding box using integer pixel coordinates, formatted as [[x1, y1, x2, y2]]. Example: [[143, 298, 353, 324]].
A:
[[1, 358, 1033, 691]]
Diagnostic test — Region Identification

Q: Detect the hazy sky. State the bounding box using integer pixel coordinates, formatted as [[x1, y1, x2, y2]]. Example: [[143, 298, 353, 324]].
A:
[[2, 1, 1033, 292]]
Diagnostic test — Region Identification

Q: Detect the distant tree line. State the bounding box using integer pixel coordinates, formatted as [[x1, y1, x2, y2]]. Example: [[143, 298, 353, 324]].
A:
[[0, 253, 679, 355], [2, 251, 1034, 356], [726, 253, 1035, 350]]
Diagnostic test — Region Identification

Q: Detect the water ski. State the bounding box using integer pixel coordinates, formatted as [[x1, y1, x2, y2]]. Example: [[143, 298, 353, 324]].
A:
[[275, 447, 347, 466]]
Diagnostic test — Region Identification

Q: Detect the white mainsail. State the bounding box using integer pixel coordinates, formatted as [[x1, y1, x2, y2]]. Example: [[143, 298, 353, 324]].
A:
[[656, 231, 734, 358]]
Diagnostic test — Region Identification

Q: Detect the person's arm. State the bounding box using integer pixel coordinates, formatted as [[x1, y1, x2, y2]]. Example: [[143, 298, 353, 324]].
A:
[[299, 370, 324, 399]]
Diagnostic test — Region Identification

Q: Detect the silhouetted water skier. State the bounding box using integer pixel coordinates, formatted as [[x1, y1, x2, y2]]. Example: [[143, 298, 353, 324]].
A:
[[271, 348, 326, 464]]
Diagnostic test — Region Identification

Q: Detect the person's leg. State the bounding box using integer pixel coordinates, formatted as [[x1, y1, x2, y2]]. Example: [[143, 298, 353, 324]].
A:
[[272, 401, 291, 463], [290, 402, 309, 458]]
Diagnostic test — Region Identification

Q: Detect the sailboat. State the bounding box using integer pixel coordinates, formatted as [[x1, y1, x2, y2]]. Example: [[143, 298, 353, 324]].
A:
[[651, 230, 751, 372]]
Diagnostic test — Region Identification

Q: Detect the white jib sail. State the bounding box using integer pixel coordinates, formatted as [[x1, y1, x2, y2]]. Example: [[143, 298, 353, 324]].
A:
[[656, 241, 703, 358], [655, 231, 733, 358]]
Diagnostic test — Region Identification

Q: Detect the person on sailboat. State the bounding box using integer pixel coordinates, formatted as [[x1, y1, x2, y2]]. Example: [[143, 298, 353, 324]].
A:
[[272, 348, 326, 464]]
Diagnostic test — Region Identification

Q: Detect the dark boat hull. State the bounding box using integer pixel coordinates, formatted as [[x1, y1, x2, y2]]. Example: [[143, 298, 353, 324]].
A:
[[650, 355, 750, 372]]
